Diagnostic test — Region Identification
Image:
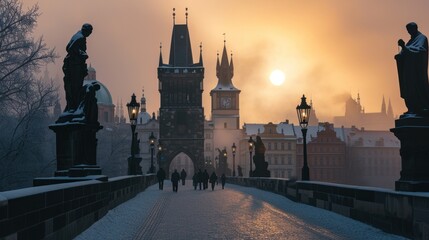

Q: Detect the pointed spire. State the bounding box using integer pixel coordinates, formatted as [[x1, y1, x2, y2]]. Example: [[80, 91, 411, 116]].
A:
[[185, 8, 188, 25], [357, 92, 361, 105], [381, 95, 386, 114], [159, 42, 163, 66], [387, 98, 394, 118], [230, 51, 234, 78], [213, 38, 238, 90], [199, 42, 203, 65], [173, 8, 176, 25], [141, 87, 147, 112], [216, 51, 220, 75]]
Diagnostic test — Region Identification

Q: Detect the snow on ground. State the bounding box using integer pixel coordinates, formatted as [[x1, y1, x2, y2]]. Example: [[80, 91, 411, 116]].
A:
[[76, 181, 409, 240]]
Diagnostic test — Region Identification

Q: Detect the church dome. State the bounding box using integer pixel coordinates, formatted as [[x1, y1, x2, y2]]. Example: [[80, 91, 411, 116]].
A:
[[83, 79, 113, 105], [138, 111, 151, 124]]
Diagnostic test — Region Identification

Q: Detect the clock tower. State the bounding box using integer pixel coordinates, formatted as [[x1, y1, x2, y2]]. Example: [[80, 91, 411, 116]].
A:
[[210, 41, 241, 129]]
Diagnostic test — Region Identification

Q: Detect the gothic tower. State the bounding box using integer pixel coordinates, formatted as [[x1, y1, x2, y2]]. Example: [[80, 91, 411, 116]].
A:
[[210, 40, 241, 129], [158, 9, 205, 172]]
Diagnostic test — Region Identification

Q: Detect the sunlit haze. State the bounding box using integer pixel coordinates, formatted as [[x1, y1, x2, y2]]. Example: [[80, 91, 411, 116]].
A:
[[23, 0, 429, 125]]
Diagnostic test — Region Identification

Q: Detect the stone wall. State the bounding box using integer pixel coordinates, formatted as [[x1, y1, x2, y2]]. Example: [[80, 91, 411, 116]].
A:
[[227, 177, 429, 239], [0, 175, 156, 240]]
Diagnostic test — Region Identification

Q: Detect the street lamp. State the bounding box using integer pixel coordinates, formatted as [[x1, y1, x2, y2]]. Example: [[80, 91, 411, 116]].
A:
[[157, 142, 163, 168], [232, 143, 236, 176], [296, 94, 311, 181], [126, 93, 140, 175], [248, 136, 254, 177], [149, 132, 156, 173]]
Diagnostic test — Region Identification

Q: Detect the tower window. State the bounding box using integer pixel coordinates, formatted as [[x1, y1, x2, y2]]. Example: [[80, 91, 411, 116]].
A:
[[224, 122, 227, 128]]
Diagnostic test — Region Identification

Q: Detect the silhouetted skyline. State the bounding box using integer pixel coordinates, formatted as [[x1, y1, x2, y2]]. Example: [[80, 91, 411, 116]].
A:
[[24, 0, 429, 125]]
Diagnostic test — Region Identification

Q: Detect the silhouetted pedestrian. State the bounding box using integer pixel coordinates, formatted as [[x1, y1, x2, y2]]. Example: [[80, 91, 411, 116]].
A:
[[209, 172, 218, 191], [180, 169, 187, 186], [221, 173, 226, 189], [203, 169, 209, 190], [197, 169, 203, 190], [156, 168, 166, 190], [171, 169, 180, 192], [192, 173, 198, 190]]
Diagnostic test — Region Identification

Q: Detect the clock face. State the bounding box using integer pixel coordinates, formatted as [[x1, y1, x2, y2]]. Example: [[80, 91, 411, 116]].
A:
[[221, 97, 232, 109]]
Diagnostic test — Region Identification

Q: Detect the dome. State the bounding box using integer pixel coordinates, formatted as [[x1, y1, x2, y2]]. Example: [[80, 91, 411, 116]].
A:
[[83, 79, 113, 105], [138, 111, 151, 124]]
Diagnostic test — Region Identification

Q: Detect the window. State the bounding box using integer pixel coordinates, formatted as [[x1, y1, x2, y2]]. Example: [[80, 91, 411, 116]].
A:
[[281, 142, 285, 150], [274, 142, 278, 150], [288, 142, 291, 150], [288, 155, 292, 165], [205, 143, 211, 151], [224, 122, 227, 128], [268, 142, 271, 150]]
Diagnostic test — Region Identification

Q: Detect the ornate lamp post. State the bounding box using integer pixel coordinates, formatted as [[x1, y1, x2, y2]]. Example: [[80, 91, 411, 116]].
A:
[[126, 94, 140, 175], [296, 94, 311, 181], [248, 136, 254, 177], [232, 143, 236, 176], [149, 132, 156, 174]]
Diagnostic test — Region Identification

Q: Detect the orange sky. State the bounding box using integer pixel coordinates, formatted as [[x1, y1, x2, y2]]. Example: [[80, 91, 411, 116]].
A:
[[23, 0, 429, 125]]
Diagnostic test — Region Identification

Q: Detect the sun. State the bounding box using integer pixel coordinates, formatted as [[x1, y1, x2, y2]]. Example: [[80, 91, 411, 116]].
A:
[[269, 69, 285, 86]]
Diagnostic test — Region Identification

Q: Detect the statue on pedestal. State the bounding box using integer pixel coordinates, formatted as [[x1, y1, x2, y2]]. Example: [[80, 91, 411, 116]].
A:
[[252, 136, 270, 177], [395, 22, 429, 116]]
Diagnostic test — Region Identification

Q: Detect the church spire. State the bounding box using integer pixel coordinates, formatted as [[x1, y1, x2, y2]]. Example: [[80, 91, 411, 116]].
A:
[[213, 38, 238, 90], [387, 98, 393, 118], [230, 52, 234, 79], [141, 87, 147, 112], [381, 95, 386, 114]]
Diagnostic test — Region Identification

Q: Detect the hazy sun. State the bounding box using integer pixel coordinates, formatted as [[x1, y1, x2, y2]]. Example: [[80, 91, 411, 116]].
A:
[[269, 69, 285, 86]]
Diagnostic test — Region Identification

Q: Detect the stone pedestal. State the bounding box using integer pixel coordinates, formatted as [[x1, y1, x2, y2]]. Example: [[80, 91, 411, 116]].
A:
[[391, 116, 429, 191], [33, 121, 106, 186]]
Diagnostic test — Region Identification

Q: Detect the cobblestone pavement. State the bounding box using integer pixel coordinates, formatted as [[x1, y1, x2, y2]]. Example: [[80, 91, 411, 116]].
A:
[[129, 181, 406, 240]]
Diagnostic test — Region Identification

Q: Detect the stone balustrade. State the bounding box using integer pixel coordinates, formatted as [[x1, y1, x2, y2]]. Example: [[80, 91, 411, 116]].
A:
[[227, 177, 429, 239], [0, 175, 156, 240]]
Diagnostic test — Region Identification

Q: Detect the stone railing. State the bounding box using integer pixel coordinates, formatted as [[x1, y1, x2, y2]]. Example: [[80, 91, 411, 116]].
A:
[[0, 175, 156, 240], [227, 177, 429, 240]]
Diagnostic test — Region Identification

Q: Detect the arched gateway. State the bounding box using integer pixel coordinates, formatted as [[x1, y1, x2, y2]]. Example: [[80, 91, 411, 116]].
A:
[[157, 12, 205, 174]]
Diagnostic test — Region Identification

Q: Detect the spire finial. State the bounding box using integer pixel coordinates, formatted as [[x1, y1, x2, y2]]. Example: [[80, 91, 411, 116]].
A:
[[223, 33, 226, 45], [186, 8, 188, 25], [173, 8, 176, 25]]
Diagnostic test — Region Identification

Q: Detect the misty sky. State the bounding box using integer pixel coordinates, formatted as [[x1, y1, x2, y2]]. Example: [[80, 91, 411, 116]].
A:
[[23, 0, 429, 125]]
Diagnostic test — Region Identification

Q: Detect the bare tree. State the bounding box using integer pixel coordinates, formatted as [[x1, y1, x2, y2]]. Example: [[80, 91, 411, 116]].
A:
[[0, 0, 57, 190]]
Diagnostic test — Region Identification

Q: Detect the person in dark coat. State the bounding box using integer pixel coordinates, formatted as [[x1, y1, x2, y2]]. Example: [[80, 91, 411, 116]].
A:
[[180, 169, 187, 186], [221, 173, 226, 189], [209, 172, 218, 191], [203, 169, 209, 190], [192, 172, 198, 190], [171, 169, 180, 192], [197, 169, 203, 190], [156, 168, 166, 190]]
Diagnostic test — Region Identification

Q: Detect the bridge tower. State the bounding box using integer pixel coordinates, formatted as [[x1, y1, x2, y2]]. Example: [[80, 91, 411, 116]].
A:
[[158, 9, 205, 173]]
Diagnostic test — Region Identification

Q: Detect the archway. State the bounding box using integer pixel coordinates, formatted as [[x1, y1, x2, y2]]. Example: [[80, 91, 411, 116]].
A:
[[168, 153, 194, 179]]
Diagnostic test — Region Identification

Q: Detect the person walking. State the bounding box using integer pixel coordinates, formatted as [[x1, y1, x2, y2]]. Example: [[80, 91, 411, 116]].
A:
[[203, 169, 209, 190], [171, 169, 180, 192], [156, 168, 166, 190], [192, 172, 198, 190], [221, 173, 226, 189], [197, 169, 203, 190], [209, 172, 218, 191], [180, 169, 187, 186]]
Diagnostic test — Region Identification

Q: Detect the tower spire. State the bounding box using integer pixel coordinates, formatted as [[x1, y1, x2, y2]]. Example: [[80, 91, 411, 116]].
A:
[[173, 8, 176, 25], [230, 51, 234, 79], [185, 8, 188, 25], [141, 87, 147, 112], [159, 42, 163, 66], [199, 42, 203, 65]]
